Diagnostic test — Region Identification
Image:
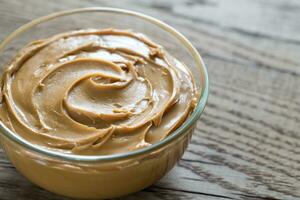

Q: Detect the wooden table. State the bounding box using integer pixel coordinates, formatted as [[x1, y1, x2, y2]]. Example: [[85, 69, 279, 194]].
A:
[[0, 0, 299, 199]]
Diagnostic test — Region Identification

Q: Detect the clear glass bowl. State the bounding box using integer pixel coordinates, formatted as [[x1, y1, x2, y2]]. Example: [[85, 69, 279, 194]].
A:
[[0, 7, 209, 199]]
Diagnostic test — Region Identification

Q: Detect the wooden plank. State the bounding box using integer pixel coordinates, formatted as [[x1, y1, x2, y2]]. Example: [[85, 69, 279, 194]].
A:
[[0, 0, 299, 199]]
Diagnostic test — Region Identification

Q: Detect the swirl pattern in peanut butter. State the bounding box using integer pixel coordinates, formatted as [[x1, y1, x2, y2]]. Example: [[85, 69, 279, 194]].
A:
[[0, 29, 196, 155]]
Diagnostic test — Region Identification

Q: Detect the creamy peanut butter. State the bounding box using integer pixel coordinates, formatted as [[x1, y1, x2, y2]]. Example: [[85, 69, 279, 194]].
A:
[[0, 29, 196, 155]]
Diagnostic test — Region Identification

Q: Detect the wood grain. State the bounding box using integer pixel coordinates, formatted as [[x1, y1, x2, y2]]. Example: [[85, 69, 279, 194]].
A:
[[0, 0, 299, 199]]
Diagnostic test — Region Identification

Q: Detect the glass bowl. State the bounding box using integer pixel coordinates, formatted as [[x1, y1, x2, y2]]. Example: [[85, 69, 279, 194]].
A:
[[0, 7, 209, 199]]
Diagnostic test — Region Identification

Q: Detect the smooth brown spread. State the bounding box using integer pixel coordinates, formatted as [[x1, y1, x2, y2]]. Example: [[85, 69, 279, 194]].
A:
[[0, 29, 196, 155]]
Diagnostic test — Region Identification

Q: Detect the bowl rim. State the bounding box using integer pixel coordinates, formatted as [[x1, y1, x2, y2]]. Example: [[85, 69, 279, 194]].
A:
[[0, 7, 209, 162]]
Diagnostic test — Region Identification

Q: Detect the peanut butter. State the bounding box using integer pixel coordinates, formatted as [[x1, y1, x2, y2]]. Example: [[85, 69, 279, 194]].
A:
[[0, 29, 196, 155]]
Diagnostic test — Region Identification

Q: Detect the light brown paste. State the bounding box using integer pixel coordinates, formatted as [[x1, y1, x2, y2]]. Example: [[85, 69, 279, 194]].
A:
[[0, 29, 196, 155]]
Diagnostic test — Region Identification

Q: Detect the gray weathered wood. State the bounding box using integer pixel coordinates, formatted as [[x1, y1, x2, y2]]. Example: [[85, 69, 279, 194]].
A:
[[0, 0, 299, 199]]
